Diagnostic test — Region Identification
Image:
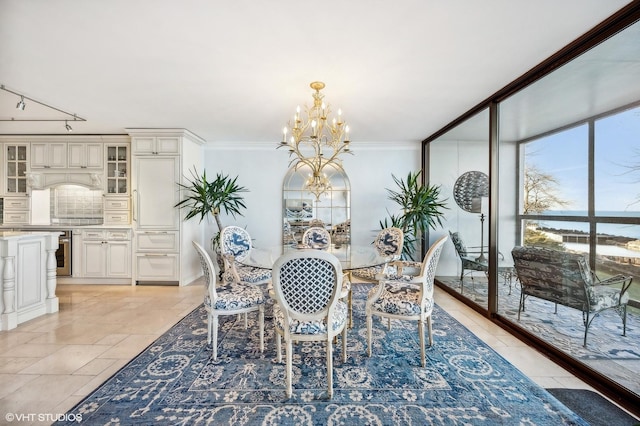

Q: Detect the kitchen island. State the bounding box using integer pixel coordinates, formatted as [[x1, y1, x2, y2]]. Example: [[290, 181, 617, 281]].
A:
[[0, 231, 60, 330]]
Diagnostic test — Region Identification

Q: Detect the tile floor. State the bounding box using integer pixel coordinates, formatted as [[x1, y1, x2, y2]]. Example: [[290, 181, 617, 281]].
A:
[[0, 281, 633, 425]]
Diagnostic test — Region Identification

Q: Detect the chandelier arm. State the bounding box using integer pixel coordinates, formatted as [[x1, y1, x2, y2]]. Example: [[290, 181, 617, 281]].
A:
[[278, 81, 353, 199]]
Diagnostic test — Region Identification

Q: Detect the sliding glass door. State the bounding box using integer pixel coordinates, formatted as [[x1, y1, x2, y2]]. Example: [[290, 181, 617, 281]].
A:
[[426, 15, 640, 405]]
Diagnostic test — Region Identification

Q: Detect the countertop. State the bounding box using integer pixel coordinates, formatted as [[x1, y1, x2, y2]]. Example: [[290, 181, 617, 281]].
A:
[[0, 230, 62, 239]]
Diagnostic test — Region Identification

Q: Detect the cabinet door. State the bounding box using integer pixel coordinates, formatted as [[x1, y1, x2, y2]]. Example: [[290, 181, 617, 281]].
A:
[[133, 156, 180, 229], [6, 145, 29, 194], [135, 253, 179, 281], [82, 241, 106, 277], [156, 137, 180, 154], [31, 143, 66, 168], [106, 241, 131, 277], [30, 143, 48, 168], [85, 143, 104, 168], [68, 143, 103, 168], [132, 137, 156, 155]]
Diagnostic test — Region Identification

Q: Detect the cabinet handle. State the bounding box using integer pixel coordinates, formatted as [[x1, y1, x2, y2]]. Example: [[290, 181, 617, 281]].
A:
[[132, 189, 138, 222], [141, 253, 169, 257]]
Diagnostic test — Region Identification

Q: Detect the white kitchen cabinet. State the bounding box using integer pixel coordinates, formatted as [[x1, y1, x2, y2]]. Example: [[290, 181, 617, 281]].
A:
[[3, 196, 30, 225], [128, 128, 204, 286], [31, 143, 67, 169], [135, 253, 179, 282], [132, 136, 180, 155], [68, 143, 103, 169], [104, 196, 131, 225], [5, 144, 29, 194], [80, 229, 131, 278], [133, 156, 180, 230], [0, 232, 59, 331], [135, 231, 179, 251], [82, 240, 106, 276], [105, 145, 128, 194]]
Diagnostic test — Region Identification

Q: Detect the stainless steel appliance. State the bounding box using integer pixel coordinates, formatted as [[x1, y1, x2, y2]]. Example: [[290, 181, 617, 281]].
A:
[[56, 230, 72, 276]]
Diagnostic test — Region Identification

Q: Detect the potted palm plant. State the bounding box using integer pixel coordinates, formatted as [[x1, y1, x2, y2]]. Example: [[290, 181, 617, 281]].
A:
[[174, 167, 249, 247], [380, 170, 448, 259]]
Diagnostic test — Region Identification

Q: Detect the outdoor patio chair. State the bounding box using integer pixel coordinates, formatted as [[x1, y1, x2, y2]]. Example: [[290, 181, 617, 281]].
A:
[[192, 241, 265, 361], [271, 249, 348, 398], [512, 245, 632, 346], [366, 235, 447, 367]]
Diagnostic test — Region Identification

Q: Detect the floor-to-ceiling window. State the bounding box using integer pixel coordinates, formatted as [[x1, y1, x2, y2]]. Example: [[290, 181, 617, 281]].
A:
[[426, 10, 640, 409]]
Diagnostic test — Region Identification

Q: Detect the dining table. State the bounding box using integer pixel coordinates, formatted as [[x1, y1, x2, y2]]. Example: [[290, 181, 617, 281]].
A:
[[238, 243, 395, 328], [237, 243, 395, 272]]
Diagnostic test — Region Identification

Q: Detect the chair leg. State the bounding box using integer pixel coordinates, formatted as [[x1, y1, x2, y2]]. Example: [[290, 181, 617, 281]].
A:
[[276, 333, 282, 363], [366, 313, 373, 357], [348, 290, 353, 329], [244, 312, 248, 328], [212, 315, 219, 361], [207, 313, 213, 346], [342, 327, 347, 363], [327, 338, 334, 398], [285, 339, 293, 398], [419, 319, 426, 367], [258, 306, 265, 353], [427, 316, 433, 347]]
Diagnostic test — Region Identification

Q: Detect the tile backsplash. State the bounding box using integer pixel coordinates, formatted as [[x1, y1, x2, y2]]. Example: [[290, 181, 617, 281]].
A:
[[51, 184, 103, 225]]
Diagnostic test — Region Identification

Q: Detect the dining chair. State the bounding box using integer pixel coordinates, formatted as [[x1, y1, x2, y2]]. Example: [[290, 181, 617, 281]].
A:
[[302, 226, 332, 249], [351, 227, 404, 282], [271, 249, 348, 399], [365, 235, 448, 367], [192, 241, 265, 361], [219, 225, 272, 285]]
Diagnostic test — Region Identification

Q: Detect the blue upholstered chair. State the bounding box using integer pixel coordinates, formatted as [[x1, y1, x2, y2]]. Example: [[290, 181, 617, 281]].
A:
[[366, 235, 448, 367], [301, 226, 332, 249], [351, 227, 404, 282], [271, 249, 348, 399], [219, 225, 271, 285], [192, 241, 265, 361]]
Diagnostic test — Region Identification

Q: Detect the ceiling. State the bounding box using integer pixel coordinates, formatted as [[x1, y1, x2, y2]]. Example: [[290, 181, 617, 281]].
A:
[[0, 0, 634, 144]]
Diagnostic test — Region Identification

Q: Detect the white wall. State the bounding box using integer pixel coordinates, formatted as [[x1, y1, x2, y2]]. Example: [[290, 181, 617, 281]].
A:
[[200, 141, 421, 250]]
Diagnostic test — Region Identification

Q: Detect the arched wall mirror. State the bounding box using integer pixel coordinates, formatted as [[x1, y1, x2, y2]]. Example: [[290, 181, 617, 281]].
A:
[[282, 163, 351, 246]]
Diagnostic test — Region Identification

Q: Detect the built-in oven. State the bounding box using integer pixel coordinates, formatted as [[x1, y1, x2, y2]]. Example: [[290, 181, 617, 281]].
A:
[[56, 230, 72, 276]]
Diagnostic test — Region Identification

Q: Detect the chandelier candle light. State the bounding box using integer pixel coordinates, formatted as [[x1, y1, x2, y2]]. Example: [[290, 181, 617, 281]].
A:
[[278, 81, 353, 199]]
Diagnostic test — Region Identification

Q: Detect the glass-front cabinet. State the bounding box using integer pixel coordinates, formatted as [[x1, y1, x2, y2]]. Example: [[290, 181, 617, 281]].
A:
[[6, 144, 28, 194], [106, 145, 128, 194]]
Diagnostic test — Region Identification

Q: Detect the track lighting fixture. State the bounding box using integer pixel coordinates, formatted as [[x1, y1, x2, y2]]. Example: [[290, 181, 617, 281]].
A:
[[1, 84, 86, 126]]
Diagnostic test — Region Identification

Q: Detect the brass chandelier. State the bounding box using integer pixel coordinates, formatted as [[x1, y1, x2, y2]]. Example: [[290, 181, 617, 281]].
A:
[[279, 81, 352, 199]]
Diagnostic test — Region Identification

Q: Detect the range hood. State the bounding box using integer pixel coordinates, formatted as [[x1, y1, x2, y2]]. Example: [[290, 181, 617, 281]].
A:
[[26, 172, 102, 190]]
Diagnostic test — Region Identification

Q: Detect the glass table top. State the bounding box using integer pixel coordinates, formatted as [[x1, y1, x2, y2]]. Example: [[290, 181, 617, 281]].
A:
[[237, 244, 395, 271]]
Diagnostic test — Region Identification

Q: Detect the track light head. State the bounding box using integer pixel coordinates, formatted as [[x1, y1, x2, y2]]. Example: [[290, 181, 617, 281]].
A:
[[65, 121, 72, 132], [16, 96, 25, 110]]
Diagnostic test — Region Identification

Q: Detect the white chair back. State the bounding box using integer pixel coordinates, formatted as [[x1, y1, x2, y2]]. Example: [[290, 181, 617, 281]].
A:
[[272, 249, 343, 324]]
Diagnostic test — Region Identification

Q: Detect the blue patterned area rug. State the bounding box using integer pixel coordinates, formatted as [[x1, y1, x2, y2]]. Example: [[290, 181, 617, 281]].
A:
[[56, 284, 587, 425]]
